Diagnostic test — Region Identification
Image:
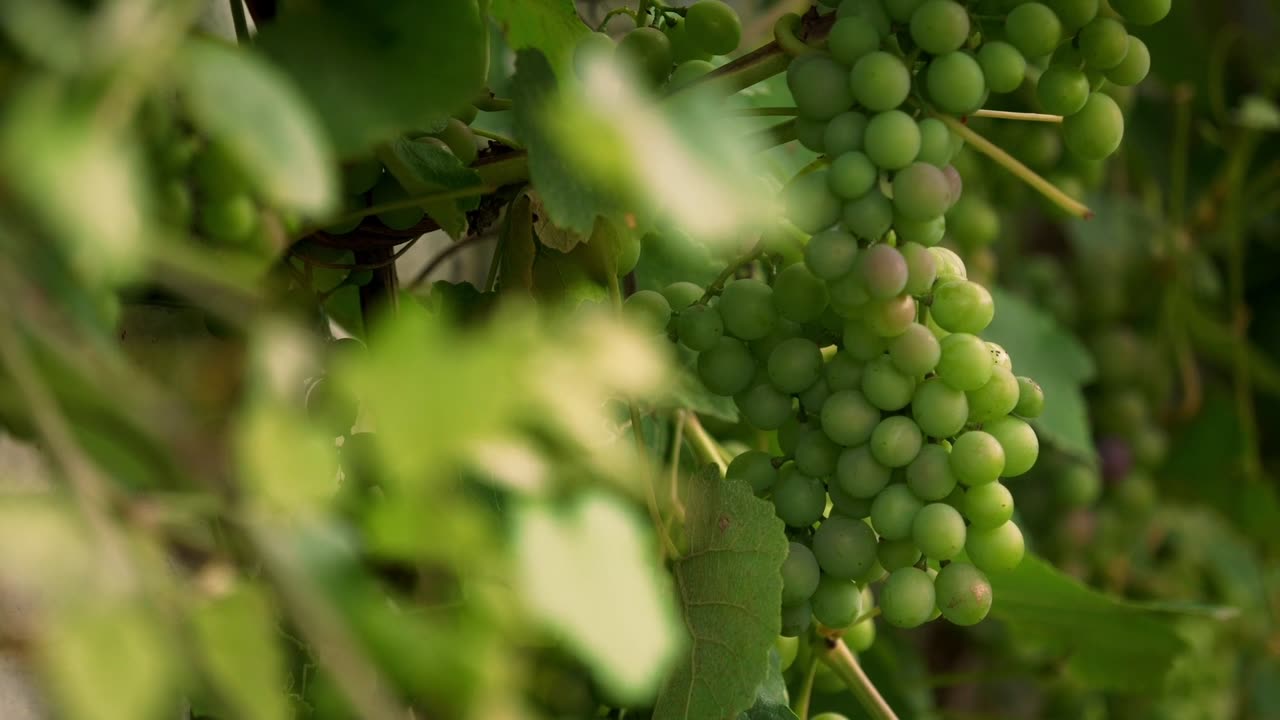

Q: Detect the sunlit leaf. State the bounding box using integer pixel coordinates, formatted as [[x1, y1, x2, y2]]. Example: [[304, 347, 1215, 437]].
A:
[[516, 493, 682, 703], [489, 0, 588, 74], [191, 584, 291, 720]]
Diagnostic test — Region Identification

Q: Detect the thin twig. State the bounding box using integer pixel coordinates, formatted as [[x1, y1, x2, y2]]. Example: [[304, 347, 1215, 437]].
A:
[[697, 240, 765, 304], [228, 0, 251, 43], [668, 411, 688, 524], [683, 412, 729, 474], [817, 637, 898, 720], [969, 108, 1062, 123], [408, 233, 493, 289], [793, 656, 819, 720], [470, 127, 522, 149], [291, 236, 420, 271]]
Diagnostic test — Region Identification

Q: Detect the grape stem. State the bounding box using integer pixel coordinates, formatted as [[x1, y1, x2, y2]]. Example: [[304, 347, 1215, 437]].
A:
[[934, 113, 1095, 220], [696, 240, 764, 305], [849, 606, 881, 626], [792, 656, 820, 720], [668, 411, 689, 524], [731, 106, 802, 116], [816, 636, 899, 720], [969, 108, 1063, 124], [683, 411, 729, 474], [596, 6, 640, 32], [608, 273, 683, 559], [774, 13, 817, 57]]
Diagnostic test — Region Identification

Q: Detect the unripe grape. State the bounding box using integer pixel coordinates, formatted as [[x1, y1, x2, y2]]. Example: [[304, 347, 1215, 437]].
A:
[[1078, 17, 1129, 70], [813, 515, 879, 579], [1110, 0, 1170, 25], [773, 471, 827, 527], [781, 541, 821, 604], [862, 355, 917, 411], [962, 481, 1014, 528], [836, 445, 892, 498], [780, 600, 812, 637], [789, 54, 856, 119], [795, 428, 841, 477], [1004, 3, 1062, 59], [720, 278, 777, 340], [684, 0, 742, 56], [888, 322, 941, 377], [901, 241, 940, 295], [931, 280, 995, 334], [893, 163, 953, 221], [911, 377, 969, 438], [871, 483, 923, 539], [727, 450, 778, 494], [773, 263, 829, 323], [618, 27, 672, 84], [864, 111, 921, 170], [881, 567, 936, 628], [930, 246, 967, 281], [1036, 65, 1091, 116], [912, 503, 967, 560], [805, 229, 859, 280], [784, 170, 842, 234], [1014, 376, 1045, 417], [822, 390, 882, 446], [934, 562, 992, 625], [978, 41, 1027, 94], [824, 111, 869, 157], [697, 337, 756, 395], [983, 416, 1039, 477], [870, 415, 923, 468], [936, 333, 993, 391], [812, 575, 864, 628], [909, 0, 971, 55], [950, 430, 1005, 486], [1106, 36, 1150, 86], [859, 243, 909, 300], [829, 17, 881, 66], [966, 520, 1025, 573], [850, 51, 911, 112], [907, 443, 958, 500], [1063, 93, 1124, 160], [830, 151, 879, 200], [926, 52, 987, 115], [769, 337, 823, 393], [966, 365, 1020, 422], [843, 190, 894, 241], [623, 290, 672, 331], [736, 382, 794, 430], [915, 118, 958, 168], [865, 295, 917, 338]]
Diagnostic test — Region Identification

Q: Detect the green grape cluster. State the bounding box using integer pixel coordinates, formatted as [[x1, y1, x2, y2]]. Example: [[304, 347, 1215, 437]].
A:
[[148, 126, 266, 249], [574, 1, 742, 90]]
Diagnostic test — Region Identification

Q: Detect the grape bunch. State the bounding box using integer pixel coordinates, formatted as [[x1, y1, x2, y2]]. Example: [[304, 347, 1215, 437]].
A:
[[574, 0, 743, 89]]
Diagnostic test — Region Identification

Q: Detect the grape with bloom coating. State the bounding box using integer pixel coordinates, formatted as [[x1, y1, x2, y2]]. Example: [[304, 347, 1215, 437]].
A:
[[1004, 3, 1062, 59], [870, 415, 923, 467], [719, 279, 777, 340], [677, 304, 723, 351], [911, 377, 969, 438], [822, 390, 881, 446], [966, 521, 1025, 573], [727, 450, 777, 494], [950, 430, 1005, 486], [1063, 93, 1125, 160], [836, 445, 891, 498], [862, 355, 917, 411], [931, 280, 995, 334], [962, 481, 1014, 529], [698, 337, 755, 396], [769, 337, 823, 393], [788, 54, 855, 120], [824, 111, 869, 157], [1014, 376, 1045, 417], [926, 52, 986, 115], [893, 163, 953, 221], [870, 483, 923, 539], [984, 416, 1039, 477], [978, 41, 1027, 94], [889, 323, 941, 377], [850, 51, 911, 112], [805, 229, 858, 280], [773, 471, 827, 527], [829, 16, 881, 66], [912, 503, 967, 560], [966, 365, 1020, 423], [936, 333, 994, 391], [784, 170, 842, 233], [736, 382, 794, 430], [864, 111, 921, 170], [907, 443, 958, 500], [910, 0, 970, 55], [782, 541, 820, 604], [881, 567, 936, 628], [813, 515, 879, 579], [811, 575, 863, 628], [829, 152, 879, 200], [773, 263, 828, 323]]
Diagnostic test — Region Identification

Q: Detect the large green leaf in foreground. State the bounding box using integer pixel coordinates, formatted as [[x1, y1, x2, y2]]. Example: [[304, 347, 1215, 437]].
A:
[[654, 468, 788, 719]]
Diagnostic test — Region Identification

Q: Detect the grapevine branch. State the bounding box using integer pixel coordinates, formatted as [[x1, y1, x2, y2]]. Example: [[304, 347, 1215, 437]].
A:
[[817, 636, 899, 720], [936, 113, 1095, 220]]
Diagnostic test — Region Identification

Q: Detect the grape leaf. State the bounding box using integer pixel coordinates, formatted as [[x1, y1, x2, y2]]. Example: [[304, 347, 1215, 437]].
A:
[[177, 38, 336, 216], [738, 649, 797, 720], [382, 137, 483, 238], [191, 584, 291, 720], [990, 554, 1188, 691], [489, 0, 588, 74], [654, 468, 788, 720], [257, 1, 487, 155], [511, 49, 627, 235], [985, 288, 1095, 457]]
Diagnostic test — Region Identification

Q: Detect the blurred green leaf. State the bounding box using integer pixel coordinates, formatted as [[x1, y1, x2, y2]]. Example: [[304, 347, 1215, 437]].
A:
[[237, 402, 340, 516], [1235, 95, 1280, 131], [191, 584, 291, 720], [516, 493, 682, 704], [489, 0, 588, 74], [659, 363, 740, 424], [43, 604, 178, 720], [654, 468, 788, 720], [990, 554, 1189, 692], [986, 288, 1095, 458], [178, 38, 336, 216], [257, 1, 487, 155], [383, 136, 483, 238]]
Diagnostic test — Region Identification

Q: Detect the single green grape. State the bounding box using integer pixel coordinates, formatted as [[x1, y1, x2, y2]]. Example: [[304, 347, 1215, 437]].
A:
[[884, 0, 925, 21], [727, 450, 778, 494], [842, 317, 888, 361], [931, 280, 995, 334], [870, 483, 923, 540], [719, 279, 777, 340], [773, 263, 829, 323], [893, 162, 953, 221], [829, 480, 873, 518], [843, 190, 895, 241], [781, 541, 821, 604], [843, 611, 877, 651], [965, 520, 1025, 573], [901, 241, 939, 296], [799, 376, 832, 416], [836, 445, 892, 498], [684, 0, 742, 55], [796, 116, 828, 153], [907, 443, 958, 500], [776, 635, 799, 671], [978, 41, 1027, 94], [678, 303, 724, 351], [825, 353, 865, 394], [912, 502, 967, 560], [789, 54, 856, 120], [864, 110, 921, 170], [946, 194, 999, 250], [1062, 93, 1124, 160], [837, 0, 892, 34], [1004, 3, 1062, 59], [865, 295, 918, 338], [805, 229, 859, 280], [911, 377, 969, 438], [950, 430, 1006, 486], [623, 290, 671, 331], [934, 562, 992, 625], [617, 27, 673, 84], [983, 416, 1039, 477], [662, 281, 705, 310], [880, 567, 937, 628], [668, 59, 716, 89], [821, 390, 882, 446], [936, 333, 994, 391], [962, 480, 1013, 529], [784, 169, 842, 234], [986, 342, 1012, 372], [780, 600, 812, 637], [736, 382, 794, 431], [966, 365, 1020, 423], [795, 428, 841, 477], [768, 337, 823, 393], [915, 118, 958, 168], [861, 355, 917, 411], [812, 515, 879, 579], [930, 245, 968, 282], [1078, 17, 1129, 70], [888, 323, 941, 377], [1014, 376, 1045, 417], [1110, 0, 1170, 25], [828, 16, 881, 66], [926, 52, 987, 115], [829, 151, 879, 200], [1106, 36, 1150, 86], [894, 215, 947, 247], [909, 0, 971, 55], [850, 51, 911, 112], [1036, 65, 1091, 116], [870, 416, 923, 468], [200, 193, 258, 243], [811, 575, 864, 628], [877, 537, 923, 571], [773, 471, 827, 527], [824, 111, 869, 157], [1047, 0, 1099, 32], [858, 243, 909, 300], [697, 336, 756, 396]]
